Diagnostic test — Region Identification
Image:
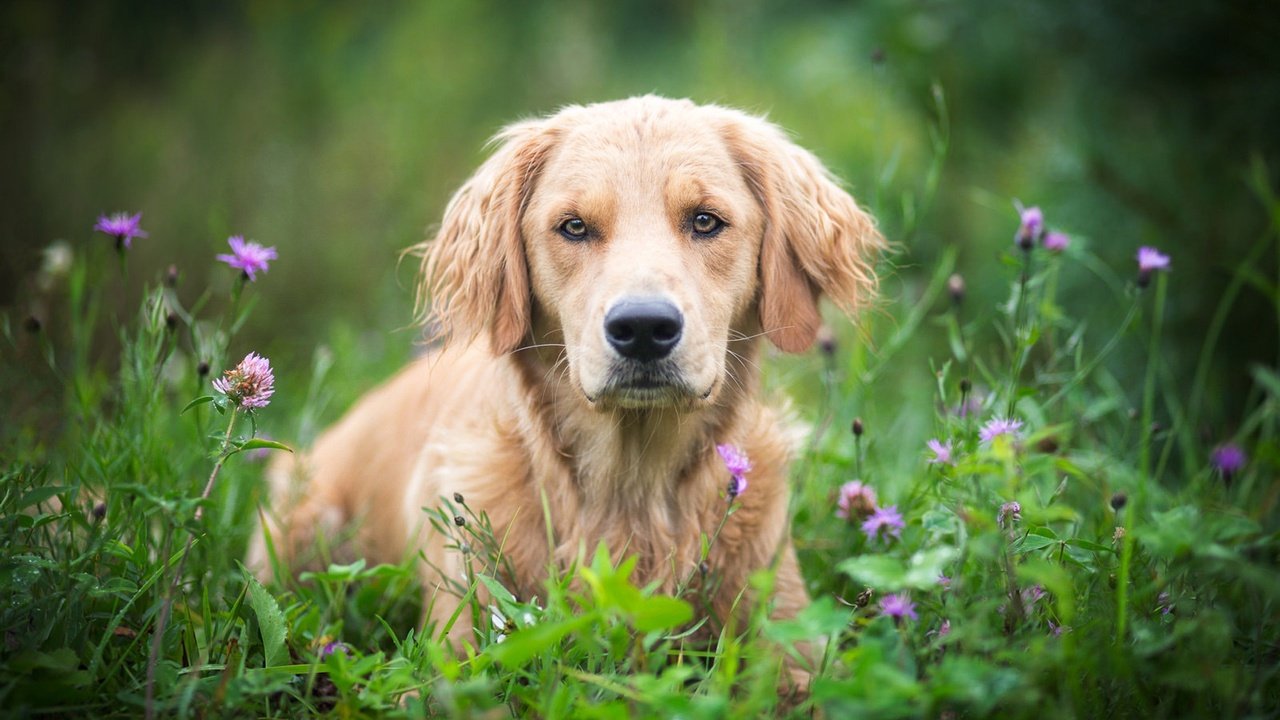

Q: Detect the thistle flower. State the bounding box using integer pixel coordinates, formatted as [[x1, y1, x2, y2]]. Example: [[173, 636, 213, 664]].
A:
[[716, 443, 751, 498], [980, 417, 1023, 445], [1136, 246, 1171, 274], [861, 505, 905, 542], [926, 438, 955, 466], [1136, 246, 1171, 288], [1210, 444, 1246, 476], [878, 593, 918, 622], [998, 501, 1022, 528], [1043, 231, 1070, 252], [836, 480, 878, 520], [212, 352, 275, 409], [94, 212, 148, 249], [1016, 206, 1044, 249], [216, 235, 278, 282]]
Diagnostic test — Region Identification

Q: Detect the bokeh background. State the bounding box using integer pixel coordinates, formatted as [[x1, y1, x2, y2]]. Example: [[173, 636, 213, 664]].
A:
[[4, 0, 1278, 452]]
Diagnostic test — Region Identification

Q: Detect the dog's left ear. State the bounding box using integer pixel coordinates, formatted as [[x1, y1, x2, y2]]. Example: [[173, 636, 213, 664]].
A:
[[412, 119, 558, 354], [719, 112, 884, 353]]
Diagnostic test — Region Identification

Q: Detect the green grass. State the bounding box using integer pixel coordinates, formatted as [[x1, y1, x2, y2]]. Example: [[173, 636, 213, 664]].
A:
[[2, 174, 1279, 719]]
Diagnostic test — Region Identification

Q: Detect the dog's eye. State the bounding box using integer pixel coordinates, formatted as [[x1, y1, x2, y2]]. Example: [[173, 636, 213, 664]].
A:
[[691, 212, 725, 237], [559, 217, 589, 240]]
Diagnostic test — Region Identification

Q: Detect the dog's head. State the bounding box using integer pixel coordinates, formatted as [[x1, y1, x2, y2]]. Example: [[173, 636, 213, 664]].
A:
[[416, 96, 882, 410]]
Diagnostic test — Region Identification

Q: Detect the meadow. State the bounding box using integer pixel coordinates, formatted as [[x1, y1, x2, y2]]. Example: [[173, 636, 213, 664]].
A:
[[3, 174, 1278, 717], [3, 2, 1279, 718]]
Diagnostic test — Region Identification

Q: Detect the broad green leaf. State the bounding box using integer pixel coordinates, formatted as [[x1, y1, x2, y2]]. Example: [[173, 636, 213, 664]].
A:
[[839, 546, 957, 591], [240, 563, 288, 667], [630, 595, 693, 633], [487, 614, 594, 669]]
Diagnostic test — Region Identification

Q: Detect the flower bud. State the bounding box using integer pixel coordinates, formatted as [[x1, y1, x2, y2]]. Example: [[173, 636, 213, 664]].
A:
[[453, 492, 465, 505], [197, 360, 210, 378], [166, 264, 180, 288], [947, 273, 965, 305], [165, 311, 179, 332], [1110, 491, 1128, 511], [92, 502, 107, 521], [453, 515, 466, 527], [960, 378, 972, 394], [23, 315, 41, 334], [817, 326, 836, 357], [852, 418, 865, 437]]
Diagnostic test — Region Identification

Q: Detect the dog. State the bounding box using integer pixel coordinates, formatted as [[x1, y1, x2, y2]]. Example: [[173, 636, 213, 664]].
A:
[[247, 95, 882, 669]]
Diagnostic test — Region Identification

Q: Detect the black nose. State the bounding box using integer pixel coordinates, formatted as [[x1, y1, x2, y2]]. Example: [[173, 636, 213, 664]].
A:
[[604, 298, 684, 361]]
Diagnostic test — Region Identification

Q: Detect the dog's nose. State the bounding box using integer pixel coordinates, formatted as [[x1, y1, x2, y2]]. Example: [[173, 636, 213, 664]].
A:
[[604, 298, 684, 361]]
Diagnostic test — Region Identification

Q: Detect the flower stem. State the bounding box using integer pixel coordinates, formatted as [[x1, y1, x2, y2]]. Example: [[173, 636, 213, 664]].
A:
[[1116, 273, 1166, 644], [145, 407, 239, 720], [1007, 249, 1034, 417]]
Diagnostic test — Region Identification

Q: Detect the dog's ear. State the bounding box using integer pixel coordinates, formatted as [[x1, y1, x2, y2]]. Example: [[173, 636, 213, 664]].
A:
[[719, 113, 884, 353], [413, 119, 557, 354]]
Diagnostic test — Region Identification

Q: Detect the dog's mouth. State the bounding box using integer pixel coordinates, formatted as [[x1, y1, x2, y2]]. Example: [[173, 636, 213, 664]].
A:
[[584, 362, 710, 409]]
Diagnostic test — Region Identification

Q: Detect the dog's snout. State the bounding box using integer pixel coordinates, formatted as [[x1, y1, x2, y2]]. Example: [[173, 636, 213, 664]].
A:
[[604, 298, 684, 361]]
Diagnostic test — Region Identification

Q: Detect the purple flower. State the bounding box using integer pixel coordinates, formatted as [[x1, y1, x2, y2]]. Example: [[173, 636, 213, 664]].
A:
[[1210, 444, 1246, 476], [878, 593, 918, 622], [1136, 246, 1171, 274], [217, 235, 278, 282], [213, 352, 275, 409], [952, 393, 983, 418], [1157, 591, 1174, 617], [836, 480, 878, 520], [980, 417, 1023, 445], [1017, 206, 1044, 243], [319, 640, 351, 658], [861, 505, 905, 542], [1043, 231, 1070, 252], [929, 618, 951, 639], [1022, 583, 1045, 605], [926, 438, 955, 466], [94, 212, 148, 249], [998, 501, 1022, 528], [1048, 620, 1071, 637], [717, 443, 751, 498], [937, 574, 952, 589]]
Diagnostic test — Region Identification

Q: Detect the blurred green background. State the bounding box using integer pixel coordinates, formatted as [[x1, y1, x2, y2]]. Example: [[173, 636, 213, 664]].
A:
[[4, 0, 1277, 445]]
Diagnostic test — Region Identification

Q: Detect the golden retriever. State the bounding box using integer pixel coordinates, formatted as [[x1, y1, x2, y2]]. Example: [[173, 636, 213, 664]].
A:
[[247, 95, 882, 668]]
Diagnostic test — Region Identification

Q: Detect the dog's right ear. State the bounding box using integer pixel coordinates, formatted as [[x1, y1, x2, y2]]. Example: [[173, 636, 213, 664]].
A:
[[412, 119, 558, 354]]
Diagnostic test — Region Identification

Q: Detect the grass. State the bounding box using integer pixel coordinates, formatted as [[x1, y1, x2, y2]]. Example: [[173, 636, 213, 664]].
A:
[[2, 174, 1278, 719]]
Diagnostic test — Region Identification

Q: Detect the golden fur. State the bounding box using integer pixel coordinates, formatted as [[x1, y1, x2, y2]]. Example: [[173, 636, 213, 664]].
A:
[[247, 96, 882, 664]]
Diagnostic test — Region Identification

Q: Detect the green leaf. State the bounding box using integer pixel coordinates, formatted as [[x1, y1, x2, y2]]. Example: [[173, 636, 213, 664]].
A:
[[181, 395, 215, 414], [838, 546, 957, 591], [239, 563, 288, 667], [17, 486, 70, 509], [630, 595, 693, 633], [1064, 538, 1116, 554], [300, 559, 368, 583], [1015, 534, 1059, 552], [230, 438, 294, 456], [487, 614, 594, 669]]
